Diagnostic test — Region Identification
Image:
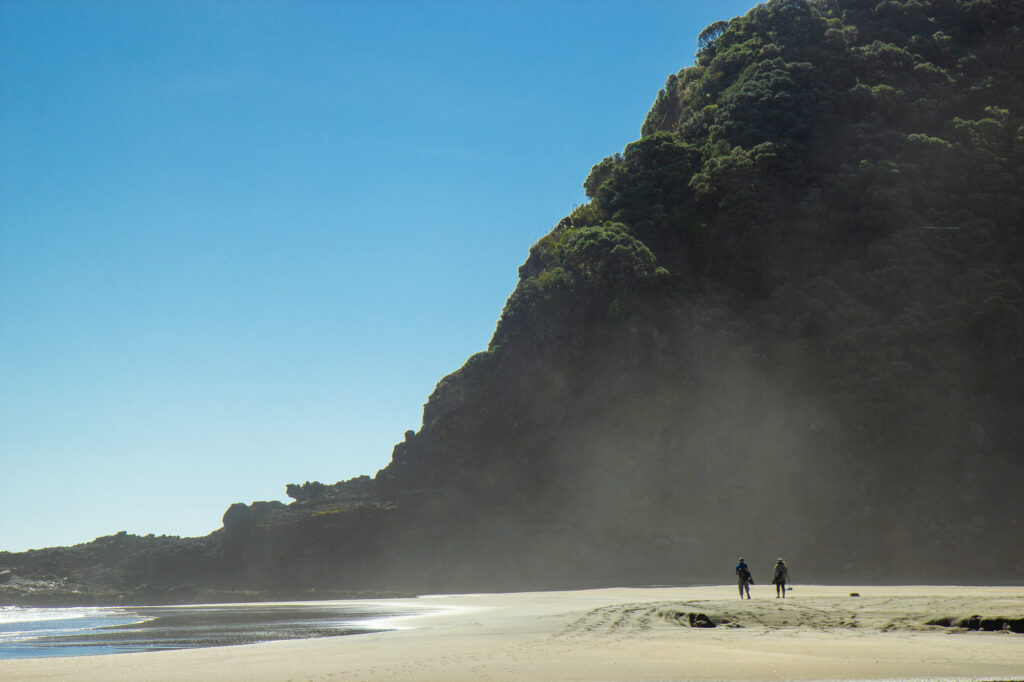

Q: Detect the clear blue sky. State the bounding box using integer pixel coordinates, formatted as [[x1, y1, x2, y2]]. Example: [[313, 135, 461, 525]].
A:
[[0, 0, 761, 552]]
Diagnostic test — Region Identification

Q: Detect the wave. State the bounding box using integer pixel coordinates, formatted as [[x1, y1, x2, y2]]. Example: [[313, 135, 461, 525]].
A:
[[0, 606, 148, 646], [0, 606, 134, 624], [0, 602, 430, 659]]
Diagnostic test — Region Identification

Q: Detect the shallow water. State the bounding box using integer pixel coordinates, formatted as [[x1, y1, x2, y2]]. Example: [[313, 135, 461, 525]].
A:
[[0, 602, 423, 659]]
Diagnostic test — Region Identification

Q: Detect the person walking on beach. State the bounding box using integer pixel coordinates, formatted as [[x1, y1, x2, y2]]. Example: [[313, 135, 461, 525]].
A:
[[772, 557, 789, 598], [736, 557, 753, 599]]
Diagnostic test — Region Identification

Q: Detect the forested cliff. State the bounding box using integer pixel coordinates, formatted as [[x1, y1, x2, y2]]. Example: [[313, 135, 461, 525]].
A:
[[3, 0, 1022, 604]]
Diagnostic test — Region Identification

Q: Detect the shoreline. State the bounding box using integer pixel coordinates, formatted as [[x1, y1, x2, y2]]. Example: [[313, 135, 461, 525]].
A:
[[2, 585, 1022, 681], [0, 601, 441, 660]]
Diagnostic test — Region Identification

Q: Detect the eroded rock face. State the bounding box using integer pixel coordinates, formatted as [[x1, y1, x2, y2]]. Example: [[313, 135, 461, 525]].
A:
[[285, 476, 377, 504], [222, 501, 286, 533], [222, 503, 251, 532]]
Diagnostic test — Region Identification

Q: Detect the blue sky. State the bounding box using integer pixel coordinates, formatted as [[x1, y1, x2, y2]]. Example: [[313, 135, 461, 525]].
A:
[[0, 0, 761, 552]]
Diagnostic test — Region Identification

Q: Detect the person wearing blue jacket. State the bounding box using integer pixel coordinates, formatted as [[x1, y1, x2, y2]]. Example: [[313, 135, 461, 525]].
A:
[[735, 557, 753, 599]]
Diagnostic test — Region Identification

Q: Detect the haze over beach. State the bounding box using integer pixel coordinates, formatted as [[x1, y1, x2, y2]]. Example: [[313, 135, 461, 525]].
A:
[[3, 0, 1024, 679]]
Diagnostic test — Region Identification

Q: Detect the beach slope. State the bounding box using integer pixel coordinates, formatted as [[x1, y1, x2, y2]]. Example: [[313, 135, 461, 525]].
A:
[[2, 585, 1023, 681]]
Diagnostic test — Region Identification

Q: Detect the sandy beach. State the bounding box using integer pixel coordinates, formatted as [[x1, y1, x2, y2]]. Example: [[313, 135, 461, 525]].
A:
[[2, 585, 1022, 681]]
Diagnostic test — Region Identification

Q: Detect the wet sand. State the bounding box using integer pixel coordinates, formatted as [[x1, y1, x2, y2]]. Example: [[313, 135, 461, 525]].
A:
[[2, 585, 1022, 681], [0, 602, 425, 658]]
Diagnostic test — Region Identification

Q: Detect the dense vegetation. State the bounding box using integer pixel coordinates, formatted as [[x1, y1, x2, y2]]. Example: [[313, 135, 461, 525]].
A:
[[522, 0, 1024, 298], [4, 0, 1022, 602], [377, 0, 1024, 584]]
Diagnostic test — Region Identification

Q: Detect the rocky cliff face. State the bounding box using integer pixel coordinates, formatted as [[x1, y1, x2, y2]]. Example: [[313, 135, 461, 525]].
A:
[[365, 0, 1024, 585], [3, 0, 1022, 604]]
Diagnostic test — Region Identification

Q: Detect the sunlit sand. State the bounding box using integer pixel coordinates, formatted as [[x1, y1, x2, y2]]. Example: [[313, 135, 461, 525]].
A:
[[2, 585, 1022, 681]]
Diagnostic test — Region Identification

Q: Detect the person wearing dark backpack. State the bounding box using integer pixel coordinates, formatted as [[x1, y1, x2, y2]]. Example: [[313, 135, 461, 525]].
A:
[[735, 557, 753, 599], [772, 558, 789, 598]]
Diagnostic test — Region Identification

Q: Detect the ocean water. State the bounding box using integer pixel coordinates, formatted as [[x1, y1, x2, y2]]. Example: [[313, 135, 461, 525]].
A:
[[0, 602, 423, 659]]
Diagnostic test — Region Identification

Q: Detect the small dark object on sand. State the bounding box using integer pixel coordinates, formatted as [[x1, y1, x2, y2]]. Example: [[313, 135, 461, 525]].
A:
[[850, 592, 860, 597], [688, 613, 716, 628]]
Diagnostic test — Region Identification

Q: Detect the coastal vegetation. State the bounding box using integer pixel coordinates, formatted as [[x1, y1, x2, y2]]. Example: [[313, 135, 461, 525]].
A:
[[2, 0, 1022, 603]]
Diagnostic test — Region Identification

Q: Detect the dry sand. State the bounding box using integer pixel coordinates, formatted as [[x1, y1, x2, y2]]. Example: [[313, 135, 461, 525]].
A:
[[2, 585, 1023, 681]]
